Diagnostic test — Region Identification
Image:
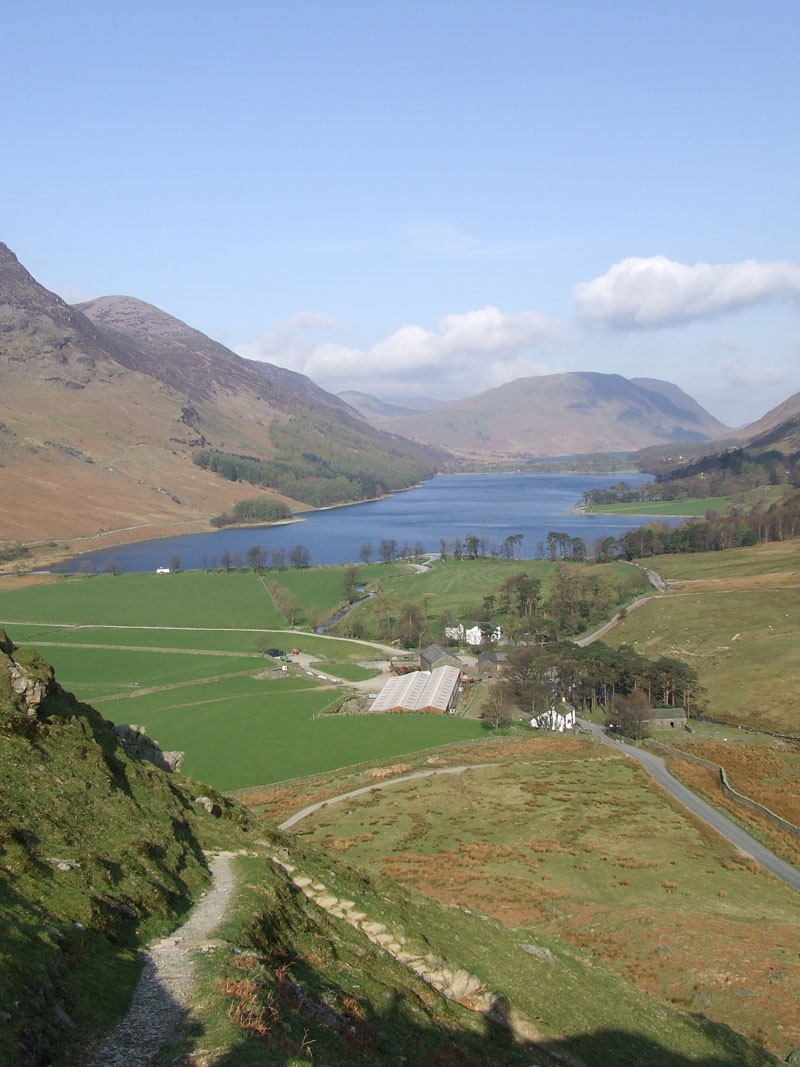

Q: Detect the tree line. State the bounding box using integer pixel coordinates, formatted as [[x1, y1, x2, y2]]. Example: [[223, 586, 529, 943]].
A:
[[483, 641, 701, 733]]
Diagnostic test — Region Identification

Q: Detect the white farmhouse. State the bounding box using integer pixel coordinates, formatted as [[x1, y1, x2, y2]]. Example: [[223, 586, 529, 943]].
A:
[[531, 700, 576, 732]]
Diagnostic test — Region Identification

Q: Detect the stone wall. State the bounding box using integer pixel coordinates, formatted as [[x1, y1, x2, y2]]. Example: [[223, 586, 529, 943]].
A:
[[650, 740, 800, 839]]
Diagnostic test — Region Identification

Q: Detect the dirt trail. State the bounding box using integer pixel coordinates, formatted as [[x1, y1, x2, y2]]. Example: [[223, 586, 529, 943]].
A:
[[89, 852, 237, 1066]]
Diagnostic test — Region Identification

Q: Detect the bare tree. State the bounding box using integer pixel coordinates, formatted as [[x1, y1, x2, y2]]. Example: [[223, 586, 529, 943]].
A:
[[270, 546, 286, 569], [379, 538, 397, 563], [170, 555, 181, 573], [480, 681, 515, 730], [289, 544, 311, 569], [343, 565, 359, 602], [358, 542, 373, 564], [246, 545, 265, 572]]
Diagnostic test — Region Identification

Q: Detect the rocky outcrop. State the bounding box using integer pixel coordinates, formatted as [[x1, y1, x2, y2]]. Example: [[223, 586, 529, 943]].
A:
[[114, 724, 184, 773]]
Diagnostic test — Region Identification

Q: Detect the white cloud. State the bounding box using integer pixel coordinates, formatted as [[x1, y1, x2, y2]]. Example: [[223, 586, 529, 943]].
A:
[[575, 255, 800, 329], [240, 305, 560, 399]]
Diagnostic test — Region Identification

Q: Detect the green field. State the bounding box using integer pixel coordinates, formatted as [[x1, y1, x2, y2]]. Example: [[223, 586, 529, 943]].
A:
[[0, 623, 387, 660], [652, 539, 800, 581], [0, 572, 484, 789], [92, 674, 484, 790], [266, 561, 409, 626], [0, 571, 285, 628], [343, 556, 649, 641], [586, 496, 730, 516], [31, 645, 259, 701]]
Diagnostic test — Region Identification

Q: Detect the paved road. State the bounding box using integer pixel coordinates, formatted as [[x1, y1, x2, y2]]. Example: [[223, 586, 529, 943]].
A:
[[578, 719, 800, 893]]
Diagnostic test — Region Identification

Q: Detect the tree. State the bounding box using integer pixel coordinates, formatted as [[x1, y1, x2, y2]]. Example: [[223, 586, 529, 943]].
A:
[[270, 546, 286, 569], [246, 545, 265, 572], [269, 582, 300, 626], [105, 557, 119, 577], [289, 544, 311, 569], [607, 689, 651, 740], [170, 555, 181, 573], [480, 680, 515, 729], [379, 538, 397, 563], [359, 542, 373, 564], [342, 565, 359, 603], [220, 551, 232, 572], [464, 534, 480, 559], [396, 602, 427, 648]]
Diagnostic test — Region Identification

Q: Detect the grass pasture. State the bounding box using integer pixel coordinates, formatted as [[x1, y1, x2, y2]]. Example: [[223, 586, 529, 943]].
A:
[[265, 561, 407, 626], [605, 581, 800, 732], [587, 495, 730, 516], [299, 739, 800, 1059], [29, 644, 260, 701], [93, 674, 484, 790], [184, 844, 781, 1067], [0, 570, 286, 628], [341, 556, 647, 639]]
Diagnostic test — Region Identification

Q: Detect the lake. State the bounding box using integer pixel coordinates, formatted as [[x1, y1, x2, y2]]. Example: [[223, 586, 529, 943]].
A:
[[55, 471, 674, 573]]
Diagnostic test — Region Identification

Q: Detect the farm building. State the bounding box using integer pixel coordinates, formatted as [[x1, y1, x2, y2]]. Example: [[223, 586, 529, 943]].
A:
[[477, 651, 507, 675], [419, 644, 463, 672], [641, 708, 688, 729], [531, 701, 576, 732], [369, 665, 461, 714]]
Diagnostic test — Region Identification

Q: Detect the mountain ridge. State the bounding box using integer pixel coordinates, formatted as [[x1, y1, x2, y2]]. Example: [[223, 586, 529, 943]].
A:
[[0, 244, 440, 547], [370, 371, 730, 458]]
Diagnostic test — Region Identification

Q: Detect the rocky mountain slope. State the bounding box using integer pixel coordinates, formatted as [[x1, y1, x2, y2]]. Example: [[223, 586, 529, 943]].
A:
[[374, 371, 730, 459], [0, 244, 439, 547]]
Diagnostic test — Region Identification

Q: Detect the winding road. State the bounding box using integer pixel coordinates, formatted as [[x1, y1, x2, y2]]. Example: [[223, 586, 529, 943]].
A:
[[578, 719, 800, 892], [280, 733, 800, 893]]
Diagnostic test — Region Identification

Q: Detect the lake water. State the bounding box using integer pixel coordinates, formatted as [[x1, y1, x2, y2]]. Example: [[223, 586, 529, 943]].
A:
[[55, 471, 673, 573]]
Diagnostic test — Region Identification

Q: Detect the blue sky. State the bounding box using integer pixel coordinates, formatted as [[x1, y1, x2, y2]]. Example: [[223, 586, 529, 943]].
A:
[[4, 0, 799, 426]]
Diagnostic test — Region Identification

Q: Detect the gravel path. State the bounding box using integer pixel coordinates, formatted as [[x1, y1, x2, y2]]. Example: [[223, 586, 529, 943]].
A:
[[89, 852, 237, 1067]]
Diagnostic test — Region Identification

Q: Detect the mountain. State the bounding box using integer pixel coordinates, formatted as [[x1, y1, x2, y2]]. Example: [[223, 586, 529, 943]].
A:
[[375, 372, 730, 459], [338, 390, 446, 422], [736, 389, 800, 451], [0, 244, 440, 547]]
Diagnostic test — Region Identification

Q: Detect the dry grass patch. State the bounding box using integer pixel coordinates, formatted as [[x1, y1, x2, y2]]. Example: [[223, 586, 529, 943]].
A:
[[299, 747, 800, 1059]]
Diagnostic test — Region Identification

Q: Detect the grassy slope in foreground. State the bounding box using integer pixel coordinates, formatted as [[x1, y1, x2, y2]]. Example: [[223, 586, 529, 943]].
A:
[[180, 830, 781, 1066], [0, 631, 251, 1066], [294, 737, 796, 1061], [604, 541, 800, 732]]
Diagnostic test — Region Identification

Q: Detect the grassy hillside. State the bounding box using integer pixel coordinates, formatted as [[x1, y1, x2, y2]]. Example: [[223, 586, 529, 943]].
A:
[[1, 624, 792, 1065], [288, 736, 795, 1061], [602, 541, 800, 732], [0, 630, 251, 1066]]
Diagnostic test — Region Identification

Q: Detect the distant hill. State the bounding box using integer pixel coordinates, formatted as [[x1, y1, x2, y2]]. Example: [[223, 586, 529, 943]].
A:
[[0, 244, 440, 546], [633, 388, 800, 472], [376, 372, 730, 459], [338, 390, 446, 422], [736, 390, 800, 452]]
